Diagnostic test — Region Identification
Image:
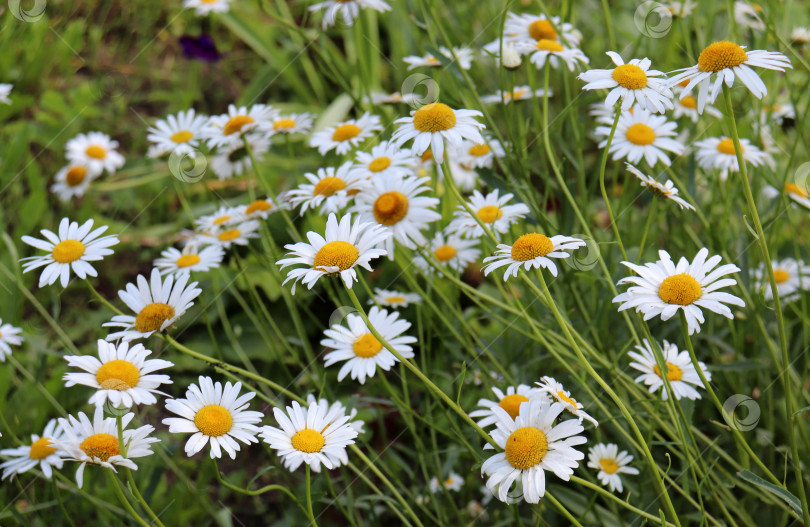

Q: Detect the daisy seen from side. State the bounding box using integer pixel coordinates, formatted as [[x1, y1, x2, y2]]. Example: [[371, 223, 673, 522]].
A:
[[287, 163, 366, 215], [0, 419, 66, 480], [626, 163, 695, 211], [482, 232, 586, 280], [628, 339, 710, 400], [310, 112, 382, 155], [369, 288, 422, 308], [447, 189, 530, 240], [579, 52, 674, 113], [536, 377, 598, 426], [269, 113, 315, 136], [66, 132, 126, 174]]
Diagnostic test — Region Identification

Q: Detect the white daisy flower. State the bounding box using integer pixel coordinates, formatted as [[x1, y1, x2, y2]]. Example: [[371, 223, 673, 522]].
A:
[[209, 220, 261, 249], [444, 159, 481, 192], [103, 268, 202, 342], [764, 182, 810, 210], [183, 0, 231, 15], [195, 206, 246, 231], [482, 233, 586, 280], [734, 1, 765, 31], [628, 339, 710, 400], [243, 196, 288, 220], [480, 86, 551, 104], [287, 163, 366, 215], [261, 401, 359, 474], [469, 384, 548, 428], [309, 0, 391, 29], [367, 92, 420, 105], [305, 394, 365, 434], [0, 319, 23, 362], [50, 162, 103, 202], [579, 52, 674, 113], [392, 103, 485, 163], [0, 419, 66, 480], [481, 399, 586, 504], [414, 231, 481, 274], [494, 42, 522, 69], [430, 472, 464, 493], [595, 108, 684, 167], [321, 306, 416, 384], [163, 376, 263, 459], [369, 288, 422, 308], [613, 248, 746, 335], [536, 377, 598, 426], [521, 40, 589, 71], [204, 104, 278, 148], [586, 443, 639, 493], [147, 109, 208, 158], [403, 47, 475, 70], [269, 113, 315, 136], [694, 136, 773, 181], [791, 27, 810, 46], [20, 218, 119, 288], [63, 340, 173, 408], [752, 258, 810, 302], [668, 41, 792, 113], [447, 189, 530, 240], [55, 407, 158, 488], [671, 87, 722, 121], [490, 12, 581, 49], [351, 140, 418, 180], [453, 137, 505, 169], [761, 103, 795, 126], [625, 163, 695, 211], [154, 244, 224, 277], [210, 133, 271, 180], [0, 83, 12, 104], [310, 112, 382, 155], [665, 0, 697, 16], [277, 212, 390, 293], [65, 132, 126, 174]]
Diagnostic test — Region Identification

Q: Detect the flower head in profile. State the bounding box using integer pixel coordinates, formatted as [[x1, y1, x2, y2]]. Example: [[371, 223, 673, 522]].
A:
[[204, 104, 277, 148], [309, 0, 391, 29], [414, 231, 481, 274], [587, 443, 639, 493], [147, 109, 208, 158], [536, 377, 598, 426], [626, 164, 694, 211], [66, 132, 126, 174], [490, 12, 581, 49], [310, 112, 382, 155], [351, 140, 418, 180], [595, 108, 684, 167], [482, 233, 586, 280], [579, 52, 674, 113], [50, 162, 103, 202], [430, 472, 464, 493], [0, 319, 24, 362], [392, 103, 484, 163], [469, 384, 549, 428], [752, 258, 810, 303], [154, 244, 225, 277], [694, 136, 773, 180], [0, 83, 12, 104], [243, 196, 288, 220], [370, 288, 422, 308], [628, 339, 710, 400], [403, 47, 475, 70], [522, 39, 589, 71], [184, 0, 232, 15], [0, 419, 66, 480], [447, 189, 530, 240], [269, 113, 315, 136], [287, 163, 366, 215]]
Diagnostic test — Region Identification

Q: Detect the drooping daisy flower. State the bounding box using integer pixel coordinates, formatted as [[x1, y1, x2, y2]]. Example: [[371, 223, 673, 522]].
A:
[[734, 1, 765, 31], [482, 233, 586, 280], [613, 248, 745, 335], [447, 189, 530, 240], [0, 319, 23, 362], [163, 376, 263, 459], [305, 394, 365, 434], [536, 377, 598, 426], [321, 306, 416, 384], [104, 268, 202, 341], [352, 175, 441, 258], [586, 443, 639, 493], [287, 163, 366, 215], [147, 109, 207, 158], [494, 42, 522, 70], [351, 140, 418, 181], [367, 92, 420, 105], [269, 113, 315, 136], [414, 231, 481, 274], [20, 218, 119, 288], [579, 53, 674, 113], [668, 41, 792, 113], [481, 399, 586, 504], [628, 339, 710, 400], [752, 258, 810, 302], [55, 407, 158, 488], [595, 108, 684, 167], [50, 162, 103, 202], [453, 138, 505, 169], [309, 0, 391, 29], [670, 87, 722, 122], [243, 196, 288, 220], [469, 384, 548, 428], [66, 132, 126, 174], [625, 164, 695, 211], [204, 104, 277, 148], [523, 39, 589, 71], [480, 86, 551, 104], [392, 103, 484, 163], [0, 419, 66, 480], [154, 244, 224, 277], [430, 472, 464, 493], [310, 112, 382, 155], [261, 400, 359, 472], [183, 0, 232, 15], [194, 205, 246, 231], [0, 83, 12, 104], [209, 220, 261, 249], [277, 212, 390, 293], [694, 136, 773, 180], [210, 133, 271, 180], [63, 340, 173, 408], [403, 47, 475, 70], [369, 288, 422, 308]]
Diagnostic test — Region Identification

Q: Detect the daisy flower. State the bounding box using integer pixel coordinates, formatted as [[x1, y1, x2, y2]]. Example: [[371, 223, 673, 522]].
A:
[[666, 0, 697, 16], [495, 12, 581, 48], [481, 399, 586, 504], [367, 92, 420, 105], [671, 87, 722, 121], [694, 136, 773, 180], [453, 138, 505, 169], [210, 133, 271, 180], [482, 233, 586, 280], [430, 472, 464, 493], [586, 443, 639, 493], [243, 196, 287, 220], [764, 182, 810, 210], [103, 268, 202, 342], [444, 159, 480, 192], [66, 132, 126, 174], [309, 0, 391, 29], [613, 248, 745, 335], [494, 42, 522, 70], [752, 258, 810, 302], [0, 319, 23, 362], [392, 102, 484, 163], [50, 162, 103, 202], [480, 86, 551, 104], [154, 244, 224, 277], [403, 47, 474, 70], [20, 217, 119, 288], [163, 376, 263, 459], [277, 212, 390, 293], [287, 163, 366, 215], [194, 205, 246, 231], [469, 384, 548, 428], [761, 103, 795, 126], [523, 40, 589, 71], [628, 339, 710, 400], [351, 140, 418, 180], [321, 306, 417, 384], [184, 0, 231, 15], [734, 1, 765, 31], [625, 164, 695, 211], [310, 112, 382, 155], [414, 231, 481, 274], [0, 419, 66, 480], [447, 189, 529, 240], [0, 83, 12, 104], [791, 27, 810, 46], [595, 108, 684, 167], [55, 407, 158, 488], [269, 113, 315, 136], [668, 41, 792, 113], [536, 377, 598, 426], [209, 220, 261, 249], [369, 288, 422, 308], [579, 53, 674, 113], [305, 394, 365, 434], [146, 109, 207, 158], [204, 104, 277, 148]]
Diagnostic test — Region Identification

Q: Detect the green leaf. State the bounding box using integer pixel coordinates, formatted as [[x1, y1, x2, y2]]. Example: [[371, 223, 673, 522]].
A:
[[738, 470, 802, 515]]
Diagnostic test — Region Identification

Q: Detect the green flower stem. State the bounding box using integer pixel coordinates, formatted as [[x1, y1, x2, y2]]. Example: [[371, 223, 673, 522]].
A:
[[305, 464, 319, 527], [107, 470, 150, 527], [52, 479, 78, 527], [212, 458, 306, 505], [85, 280, 123, 315], [125, 468, 167, 527], [597, 107, 628, 262], [545, 491, 585, 527], [569, 476, 676, 527]]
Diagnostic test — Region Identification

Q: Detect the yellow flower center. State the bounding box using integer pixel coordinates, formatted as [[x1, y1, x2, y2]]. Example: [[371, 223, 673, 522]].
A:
[[29, 437, 57, 460], [529, 19, 557, 41], [510, 233, 554, 261], [52, 240, 86, 263], [332, 123, 362, 142], [468, 144, 491, 157], [368, 156, 391, 172], [273, 118, 297, 130], [291, 429, 325, 453], [176, 254, 201, 268], [420, 150, 433, 163], [612, 64, 648, 90], [557, 390, 578, 407], [434, 245, 457, 262], [313, 241, 359, 271], [66, 166, 87, 186], [170, 130, 193, 143], [679, 96, 698, 109], [223, 115, 254, 136], [653, 361, 684, 381], [625, 123, 656, 145], [498, 394, 529, 419], [658, 273, 702, 305], [373, 191, 409, 225], [386, 295, 406, 304], [412, 103, 457, 133], [476, 205, 503, 223], [505, 426, 548, 470], [96, 360, 141, 390], [353, 333, 383, 358], [134, 302, 176, 333], [85, 145, 107, 159], [511, 89, 527, 100], [80, 433, 120, 461], [218, 229, 241, 242], [716, 138, 742, 155], [698, 41, 748, 72], [535, 39, 564, 52], [246, 200, 273, 214], [313, 176, 347, 197], [600, 458, 619, 474], [773, 269, 790, 284], [194, 404, 233, 437], [213, 215, 230, 225]]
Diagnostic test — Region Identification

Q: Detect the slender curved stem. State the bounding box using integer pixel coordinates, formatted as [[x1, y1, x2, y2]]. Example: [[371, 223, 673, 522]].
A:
[[570, 476, 675, 526], [125, 469, 167, 527], [305, 465, 319, 527], [86, 280, 123, 316], [107, 470, 150, 527]]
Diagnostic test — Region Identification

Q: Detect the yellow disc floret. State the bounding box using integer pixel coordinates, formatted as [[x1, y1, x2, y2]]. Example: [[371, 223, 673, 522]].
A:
[[291, 429, 326, 453], [52, 240, 86, 263], [313, 241, 359, 271], [716, 139, 742, 155], [332, 123, 362, 142], [353, 333, 383, 358], [273, 119, 297, 131], [135, 303, 176, 333], [195, 404, 233, 437], [218, 229, 242, 242], [368, 156, 392, 172], [625, 123, 656, 145], [658, 273, 702, 305], [477, 205, 503, 223], [223, 115, 254, 136], [66, 166, 87, 186], [29, 437, 57, 460], [85, 145, 107, 159], [96, 360, 140, 390], [535, 39, 564, 52], [313, 176, 347, 197], [412, 103, 456, 133], [373, 191, 409, 225], [510, 233, 554, 261], [612, 64, 648, 90], [80, 433, 120, 461], [246, 200, 272, 214], [698, 41, 748, 72], [434, 245, 457, 262], [773, 269, 790, 284], [529, 19, 557, 41], [498, 394, 529, 419], [170, 130, 193, 143], [468, 144, 491, 156], [176, 254, 201, 268], [505, 426, 548, 470], [599, 458, 619, 474], [653, 361, 684, 381]]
